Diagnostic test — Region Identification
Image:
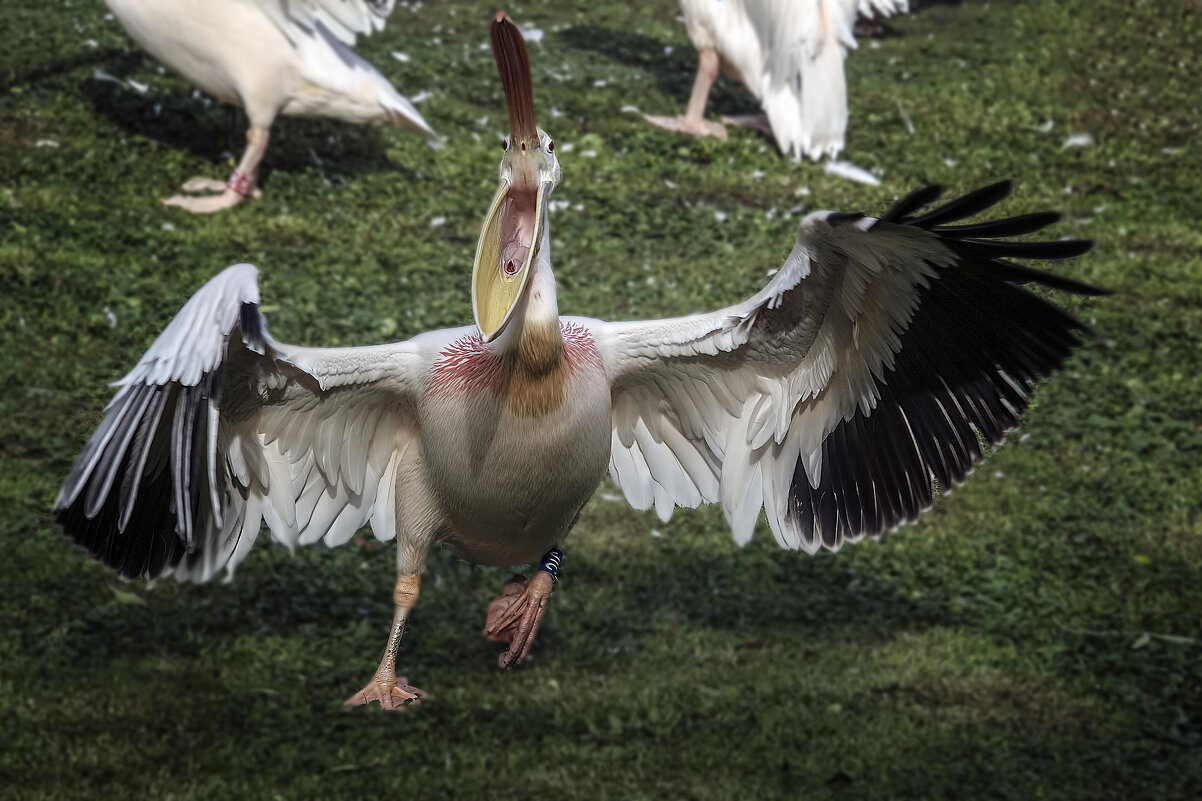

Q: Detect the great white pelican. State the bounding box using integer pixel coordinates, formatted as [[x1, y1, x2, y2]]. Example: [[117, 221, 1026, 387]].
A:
[[56, 14, 1104, 709], [103, 0, 438, 212], [646, 0, 909, 159]]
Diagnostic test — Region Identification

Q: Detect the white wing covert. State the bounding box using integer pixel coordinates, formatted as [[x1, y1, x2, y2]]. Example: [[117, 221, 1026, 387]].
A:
[[54, 263, 426, 582], [256, 0, 396, 45], [594, 182, 1103, 553]]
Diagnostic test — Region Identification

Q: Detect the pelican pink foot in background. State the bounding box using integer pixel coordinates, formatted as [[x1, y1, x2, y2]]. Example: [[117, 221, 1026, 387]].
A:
[[161, 127, 268, 213]]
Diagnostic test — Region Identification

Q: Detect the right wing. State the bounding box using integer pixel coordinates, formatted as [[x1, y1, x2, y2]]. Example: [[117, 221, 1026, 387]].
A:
[[54, 263, 441, 582]]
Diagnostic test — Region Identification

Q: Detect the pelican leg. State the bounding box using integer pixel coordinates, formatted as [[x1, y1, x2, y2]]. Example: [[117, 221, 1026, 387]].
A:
[[162, 126, 270, 213], [344, 573, 424, 710], [484, 547, 562, 668], [643, 47, 728, 141]]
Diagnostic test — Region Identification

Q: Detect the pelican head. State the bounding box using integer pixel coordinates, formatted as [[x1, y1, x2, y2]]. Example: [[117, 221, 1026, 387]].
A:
[[472, 12, 562, 343]]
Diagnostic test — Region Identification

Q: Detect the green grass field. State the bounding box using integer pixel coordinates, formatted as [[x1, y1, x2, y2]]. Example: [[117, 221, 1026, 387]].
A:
[[2, 0, 1200, 798]]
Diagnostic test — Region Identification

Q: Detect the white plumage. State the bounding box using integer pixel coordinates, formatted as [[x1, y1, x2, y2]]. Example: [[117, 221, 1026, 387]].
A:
[[54, 180, 1102, 702], [105, 0, 438, 212], [647, 0, 908, 159]]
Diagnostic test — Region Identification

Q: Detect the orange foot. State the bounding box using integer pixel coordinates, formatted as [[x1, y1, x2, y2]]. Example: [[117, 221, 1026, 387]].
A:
[[642, 113, 728, 141], [344, 676, 424, 711], [484, 572, 553, 668], [160, 173, 261, 214]]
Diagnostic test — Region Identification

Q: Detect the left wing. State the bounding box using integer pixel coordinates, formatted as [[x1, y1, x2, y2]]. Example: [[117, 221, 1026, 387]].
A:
[[589, 181, 1105, 552]]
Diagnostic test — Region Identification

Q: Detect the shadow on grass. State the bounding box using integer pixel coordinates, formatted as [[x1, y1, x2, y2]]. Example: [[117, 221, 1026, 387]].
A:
[[40, 531, 941, 673], [81, 78, 402, 188], [12, 528, 1199, 800], [0, 47, 141, 92], [557, 25, 760, 119]]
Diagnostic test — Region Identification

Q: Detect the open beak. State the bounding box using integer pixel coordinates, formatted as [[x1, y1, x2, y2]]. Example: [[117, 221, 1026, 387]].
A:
[[472, 13, 551, 343]]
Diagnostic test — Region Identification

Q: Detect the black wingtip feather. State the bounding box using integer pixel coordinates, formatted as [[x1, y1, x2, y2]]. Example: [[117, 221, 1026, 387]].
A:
[[55, 371, 225, 580], [783, 180, 1108, 551], [960, 237, 1095, 261], [827, 211, 867, 226], [906, 181, 1013, 228], [879, 180, 1105, 297], [984, 259, 1112, 296], [883, 184, 945, 222], [55, 456, 187, 580], [933, 211, 1062, 239], [240, 303, 267, 353]]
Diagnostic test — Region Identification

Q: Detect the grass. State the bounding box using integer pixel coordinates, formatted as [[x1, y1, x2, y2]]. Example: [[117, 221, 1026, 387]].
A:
[[2, 0, 1200, 798]]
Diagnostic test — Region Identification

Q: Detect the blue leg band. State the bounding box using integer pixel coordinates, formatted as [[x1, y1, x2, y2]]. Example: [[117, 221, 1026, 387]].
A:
[[538, 546, 563, 579]]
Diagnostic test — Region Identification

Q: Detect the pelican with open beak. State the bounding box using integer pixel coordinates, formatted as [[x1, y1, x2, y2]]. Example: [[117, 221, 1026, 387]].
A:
[[465, 14, 588, 667], [472, 17, 560, 346], [54, 14, 1105, 709]]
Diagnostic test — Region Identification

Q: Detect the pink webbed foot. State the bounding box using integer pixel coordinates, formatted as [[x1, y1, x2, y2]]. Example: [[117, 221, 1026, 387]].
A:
[[344, 675, 424, 711], [160, 169, 260, 213], [642, 113, 728, 141], [484, 572, 553, 669]]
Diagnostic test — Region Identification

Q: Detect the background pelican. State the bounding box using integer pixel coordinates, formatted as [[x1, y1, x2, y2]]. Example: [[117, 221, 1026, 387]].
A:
[[646, 0, 909, 159], [103, 0, 438, 213], [55, 14, 1104, 710]]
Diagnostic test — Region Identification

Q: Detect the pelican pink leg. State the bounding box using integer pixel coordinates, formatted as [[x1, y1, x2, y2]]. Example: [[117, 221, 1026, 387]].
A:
[[162, 127, 269, 214], [344, 574, 425, 710], [643, 46, 728, 140]]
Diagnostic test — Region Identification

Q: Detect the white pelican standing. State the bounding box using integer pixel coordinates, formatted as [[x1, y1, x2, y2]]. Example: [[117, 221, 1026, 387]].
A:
[[645, 0, 908, 159], [56, 15, 1104, 709], [104, 0, 439, 213]]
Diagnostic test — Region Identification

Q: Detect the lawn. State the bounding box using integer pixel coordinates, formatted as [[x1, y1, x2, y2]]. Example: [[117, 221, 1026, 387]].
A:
[[1, 0, 1199, 798]]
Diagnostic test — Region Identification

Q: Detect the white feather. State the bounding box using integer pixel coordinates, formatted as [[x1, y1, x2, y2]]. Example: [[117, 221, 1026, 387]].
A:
[[678, 0, 908, 159], [104, 0, 436, 139]]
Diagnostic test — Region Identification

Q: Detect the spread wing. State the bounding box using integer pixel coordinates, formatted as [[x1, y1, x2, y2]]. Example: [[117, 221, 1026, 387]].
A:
[[590, 181, 1105, 552], [54, 263, 444, 582], [255, 0, 397, 46]]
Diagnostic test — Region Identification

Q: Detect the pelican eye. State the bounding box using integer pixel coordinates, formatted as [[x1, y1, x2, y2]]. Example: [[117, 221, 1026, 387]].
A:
[[547, 140, 554, 153], [502, 138, 509, 151]]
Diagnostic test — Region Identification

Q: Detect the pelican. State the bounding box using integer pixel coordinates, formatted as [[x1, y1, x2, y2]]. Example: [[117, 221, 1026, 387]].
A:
[[645, 0, 909, 159], [55, 14, 1104, 709], [103, 0, 439, 213]]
